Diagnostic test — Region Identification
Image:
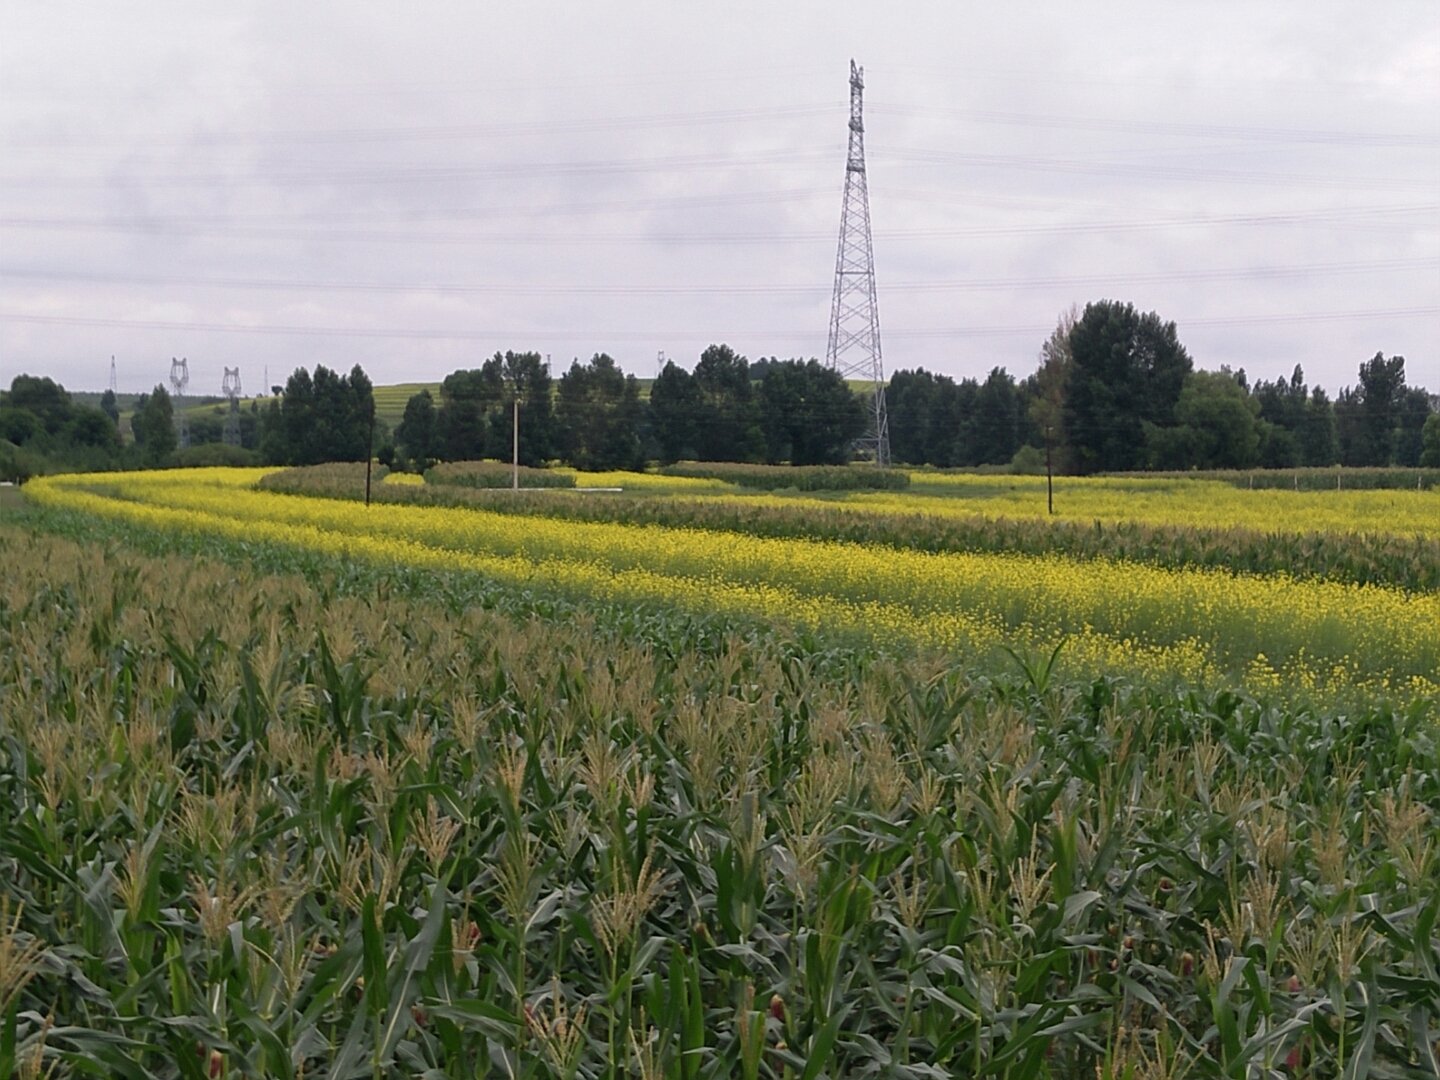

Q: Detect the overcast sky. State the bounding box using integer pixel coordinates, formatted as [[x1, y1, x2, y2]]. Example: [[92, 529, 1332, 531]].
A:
[[2, 1, 1436, 397]]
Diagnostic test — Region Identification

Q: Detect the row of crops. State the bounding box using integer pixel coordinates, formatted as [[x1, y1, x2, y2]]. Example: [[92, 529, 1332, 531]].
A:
[[30, 470, 1440, 697], [3, 467, 1438, 1077], [261, 464, 1440, 591]]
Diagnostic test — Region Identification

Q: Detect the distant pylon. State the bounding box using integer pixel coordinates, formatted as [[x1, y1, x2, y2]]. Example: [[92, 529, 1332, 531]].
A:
[[825, 59, 889, 467], [169, 357, 190, 449], [222, 366, 242, 447], [109, 355, 117, 393]]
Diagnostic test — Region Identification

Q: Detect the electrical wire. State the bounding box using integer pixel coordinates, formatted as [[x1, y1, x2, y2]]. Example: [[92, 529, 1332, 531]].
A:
[[2, 256, 1433, 298]]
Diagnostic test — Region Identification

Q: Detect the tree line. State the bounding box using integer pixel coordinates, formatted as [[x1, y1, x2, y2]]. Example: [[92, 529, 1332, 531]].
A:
[[3, 299, 1436, 481], [389, 345, 867, 472]]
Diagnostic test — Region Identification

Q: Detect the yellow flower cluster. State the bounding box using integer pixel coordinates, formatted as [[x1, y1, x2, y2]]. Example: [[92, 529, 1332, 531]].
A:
[[29, 468, 1438, 699]]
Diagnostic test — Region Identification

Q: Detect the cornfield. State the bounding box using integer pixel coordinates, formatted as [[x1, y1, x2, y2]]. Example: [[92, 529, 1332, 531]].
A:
[[2, 467, 1437, 1078]]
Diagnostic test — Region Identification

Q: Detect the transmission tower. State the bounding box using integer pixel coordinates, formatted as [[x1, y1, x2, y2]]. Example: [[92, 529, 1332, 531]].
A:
[[108, 355, 117, 394], [825, 59, 890, 466], [222, 366, 242, 447], [169, 356, 190, 449]]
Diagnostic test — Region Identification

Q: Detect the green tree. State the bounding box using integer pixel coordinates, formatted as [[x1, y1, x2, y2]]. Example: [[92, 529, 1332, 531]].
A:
[[0, 405, 40, 446], [6, 375, 72, 432], [1027, 308, 1077, 472], [556, 354, 645, 470], [99, 389, 120, 425], [1420, 412, 1440, 467], [648, 360, 702, 464], [132, 385, 177, 465], [886, 369, 956, 466], [65, 406, 122, 452], [1146, 369, 1260, 469], [435, 367, 500, 461], [396, 389, 438, 468], [691, 344, 764, 462], [949, 378, 983, 466], [1298, 387, 1338, 466], [971, 367, 1022, 466], [263, 364, 374, 465], [1392, 386, 1432, 468], [757, 359, 865, 465], [1064, 300, 1193, 473], [483, 352, 555, 467], [1251, 365, 1309, 468], [1339, 353, 1407, 466]]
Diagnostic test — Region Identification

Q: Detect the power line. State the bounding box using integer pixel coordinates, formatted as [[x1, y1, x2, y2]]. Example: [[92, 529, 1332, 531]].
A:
[[4, 103, 838, 151], [868, 102, 1440, 149], [4, 307, 1433, 344], [3, 256, 1432, 297], [2, 202, 1430, 246]]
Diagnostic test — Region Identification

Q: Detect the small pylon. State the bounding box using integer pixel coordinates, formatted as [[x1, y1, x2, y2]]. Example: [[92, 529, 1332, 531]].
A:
[[169, 357, 190, 449], [222, 367, 242, 447]]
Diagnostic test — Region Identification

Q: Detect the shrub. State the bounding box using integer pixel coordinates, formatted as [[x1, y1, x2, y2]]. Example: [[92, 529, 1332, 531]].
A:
[[173, 443, 260, 468]]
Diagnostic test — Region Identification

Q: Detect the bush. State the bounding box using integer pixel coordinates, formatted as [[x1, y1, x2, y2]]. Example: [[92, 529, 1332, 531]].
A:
[[173, 443, 260, 468], [0, 439, 43, 483], [659, 461, 910, 491], [1010, 445, 1046, 475]]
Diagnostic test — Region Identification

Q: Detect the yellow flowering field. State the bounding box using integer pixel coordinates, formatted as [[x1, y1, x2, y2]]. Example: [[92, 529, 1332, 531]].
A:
[[29, 468, 1439, 698], [484, 466, 1440, 538], [730, 475, 1438, 538]]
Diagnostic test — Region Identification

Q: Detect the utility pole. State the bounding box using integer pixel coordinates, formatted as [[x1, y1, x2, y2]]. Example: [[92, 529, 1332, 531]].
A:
[[365, 399, 375, 507], [1045, 424, 1054, 515], [825, 59, 890, 467], [512, 396, 520, 490]]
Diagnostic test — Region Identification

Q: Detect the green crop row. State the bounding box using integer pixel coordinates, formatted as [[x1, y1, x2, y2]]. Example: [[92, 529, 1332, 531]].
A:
[[428, 460, 578, 490], [258, 464, 1440, 593], [2, 512, 1438, 1078], [1108, 466, 1440, 491], [659, 461, 911, 491]]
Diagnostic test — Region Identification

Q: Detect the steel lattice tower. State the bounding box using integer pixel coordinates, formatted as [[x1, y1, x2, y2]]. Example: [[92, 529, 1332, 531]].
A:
[[169, 356, 190, 449], [222, 366, 242, 447], [825, 59, 889, 467]]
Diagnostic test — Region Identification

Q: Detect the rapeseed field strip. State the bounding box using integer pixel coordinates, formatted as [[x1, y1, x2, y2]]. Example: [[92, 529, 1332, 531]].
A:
[[902, 472, 1440, 537], [263, 464, 1440, 591], [31, 469, 1440, 696]]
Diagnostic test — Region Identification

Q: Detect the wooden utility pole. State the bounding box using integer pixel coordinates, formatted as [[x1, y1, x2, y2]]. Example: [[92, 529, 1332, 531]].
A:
[[1045, 424, 1054, 515], [365, 400, 375, 507]]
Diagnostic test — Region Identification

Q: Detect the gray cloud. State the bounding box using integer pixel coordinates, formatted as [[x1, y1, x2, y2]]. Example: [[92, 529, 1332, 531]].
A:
[[2, 0, 1436, 397]]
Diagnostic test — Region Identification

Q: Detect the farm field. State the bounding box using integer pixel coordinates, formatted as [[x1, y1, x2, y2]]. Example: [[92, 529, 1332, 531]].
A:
[[3, 466, 1438, 1077], [270, 463, 1440, 592]]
